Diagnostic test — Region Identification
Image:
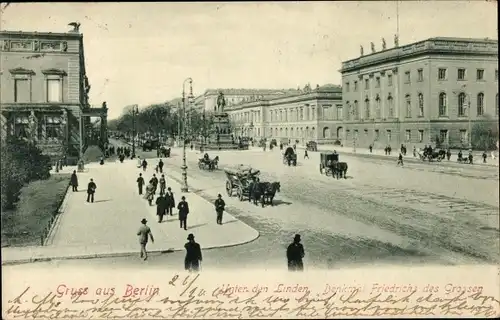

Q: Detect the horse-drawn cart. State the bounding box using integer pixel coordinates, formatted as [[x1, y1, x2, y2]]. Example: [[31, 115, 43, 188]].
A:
[[283, 146, 297, 166], [224, 166, 260, 201], [319, 152, 338, 176]]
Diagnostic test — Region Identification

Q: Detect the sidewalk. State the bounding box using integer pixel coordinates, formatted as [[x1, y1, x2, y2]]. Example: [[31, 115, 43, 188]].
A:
[[1, 160, 259, 265]]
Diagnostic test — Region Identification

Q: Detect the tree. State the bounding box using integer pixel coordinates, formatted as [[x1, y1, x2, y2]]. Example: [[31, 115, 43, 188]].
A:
[[471, 115, 498, 151]]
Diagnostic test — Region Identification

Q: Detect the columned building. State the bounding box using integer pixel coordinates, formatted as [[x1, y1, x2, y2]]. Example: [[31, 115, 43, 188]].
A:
[[227, 84, 342, 144], [340, 37, 498, 149], [0, 29, 91, 163]]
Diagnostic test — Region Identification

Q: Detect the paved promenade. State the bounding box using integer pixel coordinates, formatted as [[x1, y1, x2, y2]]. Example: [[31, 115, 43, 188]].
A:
[[2, 159, 259, 265]]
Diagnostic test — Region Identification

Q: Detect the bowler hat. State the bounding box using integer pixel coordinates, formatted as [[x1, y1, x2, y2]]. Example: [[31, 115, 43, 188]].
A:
[[217, 194, 222, 198], [141, 218, 147, 224], [294, 234, 301, 241], [181, 196, 186, 200], [187, 233, 195, 240]]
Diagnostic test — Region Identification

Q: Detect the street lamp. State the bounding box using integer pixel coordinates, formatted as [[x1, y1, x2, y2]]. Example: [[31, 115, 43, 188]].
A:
[[131, 104, 139, 158], [181, 77, 194, 193]]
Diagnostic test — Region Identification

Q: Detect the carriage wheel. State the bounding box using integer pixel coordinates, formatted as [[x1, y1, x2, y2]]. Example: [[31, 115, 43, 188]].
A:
[[226, 181, 232, 196]]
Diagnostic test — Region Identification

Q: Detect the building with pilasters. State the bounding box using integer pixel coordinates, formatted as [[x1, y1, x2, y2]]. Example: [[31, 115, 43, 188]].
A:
[[0, 29, 92, 163], [340, 37, 498, 149]]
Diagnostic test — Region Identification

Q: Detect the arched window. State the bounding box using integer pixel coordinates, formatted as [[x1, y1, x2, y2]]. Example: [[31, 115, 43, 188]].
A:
[[439, 92, 447, 117], [405, 94, 411, 118], [458, 93, 466, 116], [353, 100, 359, 119], [375, 95, 381, 119], [364, 97, 370, 119], [387, 94, 394, 118], [323, 127, 330, 138], [285, 127, 288, 137], [477, 93, 484, 116], [418, 93, 424, 117]]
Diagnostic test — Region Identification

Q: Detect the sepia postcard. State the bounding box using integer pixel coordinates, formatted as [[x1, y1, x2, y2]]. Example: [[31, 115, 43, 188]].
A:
[[1, 1, 499, 319]]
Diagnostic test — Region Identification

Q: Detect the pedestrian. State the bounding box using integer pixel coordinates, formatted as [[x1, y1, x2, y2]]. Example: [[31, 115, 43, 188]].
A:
[[156, 194, 168, 223], [158, 159, 164, 173], [151, 174, 159, 194], [86, 178, 97, 203], [159, 175, 166, 195], [287, 234, 305, 271], [304, 149, 309, 159], [468, 151, 473, 164], [369, 144, 373, 153], [446, 149, 451, 161], [136, 173, 145, 195], [137, 218, 154, 261], [142, 158, 148, 171], [413, 146, 417, 157], [190, 144, 193, 150], [100, 156, 104, 165], [184, 233, 202, 272], [70, 170, 78, 192], [155, 164, 159, 173], [397, 152, 404, 166], [177, 196, 189, 230], [165, 187, 175, 216], [482, 151, 487, 163], [144, 181, 155, 206], [214, 194, 225, 225]]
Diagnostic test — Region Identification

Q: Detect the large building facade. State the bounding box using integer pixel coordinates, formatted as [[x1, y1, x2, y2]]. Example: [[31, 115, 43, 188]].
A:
[[340, 37, 498, 149], [226, 84, 343, 144], [0, 29, 91, 162]]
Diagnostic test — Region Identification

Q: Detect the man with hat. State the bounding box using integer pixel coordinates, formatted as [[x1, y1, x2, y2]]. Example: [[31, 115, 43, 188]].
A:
[[177, 196, 190, 230], [184, 233, 202, 272], [286, 234, 305, 271], [214, 194, 226, 225], [137, 218, 154, 260], [165, 187, 175, 216]]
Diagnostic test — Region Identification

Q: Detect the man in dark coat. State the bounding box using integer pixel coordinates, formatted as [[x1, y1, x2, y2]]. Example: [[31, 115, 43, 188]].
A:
[[137, 173, 145, 195], [184, 233, 202, 272], [142, 159, 148, 171], [287, 234, 305, 271], [86, 178, 97, 203], [151, 174, 159, 194], [214, 194, 225, 225], [159, 174, 166, 195], [155, 194, 168, 223], [177, 196, 189, 230], [165, 187, 175, 216], [70, 170, 78, 192], [158, 159, 164, 173]]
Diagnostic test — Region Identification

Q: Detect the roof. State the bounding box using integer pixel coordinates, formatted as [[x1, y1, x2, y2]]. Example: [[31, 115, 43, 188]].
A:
[[204, 88, 297, 96], [0, 30, 82, 39]]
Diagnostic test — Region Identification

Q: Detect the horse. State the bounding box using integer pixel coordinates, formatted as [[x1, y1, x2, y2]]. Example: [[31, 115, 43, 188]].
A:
[[248, 181, 263, 206], [260, 182, 281, 207], [332, 162, 348, 179], [210, 156, 220, 170], [424, 150, 446, 162]]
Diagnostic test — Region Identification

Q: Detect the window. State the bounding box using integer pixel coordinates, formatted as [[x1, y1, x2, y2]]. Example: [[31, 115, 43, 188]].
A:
[[477, 93, 484, 116], [439, 130, 448, 144], [387, 74, 393, 86], [14, 116, 29, 138], [336, 105, 343, 120], [354, 81, 358, 91], [365, 79, 369, 90], [438, 93, 447, 116], [417, 69, 423, 82], [405, 130, 411, 142], [418, 93, 424, 117], [387, 95, 394, 118], [405, 71, 411, 83], [374, 129, 380, 141], [364, 98, 370, 118], [353, 100, 359, 119], [375, 77, 380, 88], [418, 130, 424, 142], [47, 79, 61, 102], [460, 130, 467, 145], [375, 95, 381, 118], [344, 103, 349, 120], [458, 68, 466, 80], [476, 69, 484, 80], [387, 130, 392, 142], [438, 68, 447, 80], [458, 93, 466, 116], [405, 94, 411, 118], [345, 82, 350, 92], [14, 79, 30, 103], [45, 116, 61, 141]]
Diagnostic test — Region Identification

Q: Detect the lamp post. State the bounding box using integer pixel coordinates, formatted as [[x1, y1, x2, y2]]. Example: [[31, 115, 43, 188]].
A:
[[131, 104, 138, 158], [181, 78, 193, 193]]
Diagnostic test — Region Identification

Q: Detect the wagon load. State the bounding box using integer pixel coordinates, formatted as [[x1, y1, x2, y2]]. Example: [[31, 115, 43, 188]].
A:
[[224, 165, 260, 178], [224, 165, 260, 201]]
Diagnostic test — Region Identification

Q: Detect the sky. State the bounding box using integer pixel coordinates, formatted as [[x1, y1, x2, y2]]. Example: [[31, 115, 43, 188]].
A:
[[1, 1, 497, 119]]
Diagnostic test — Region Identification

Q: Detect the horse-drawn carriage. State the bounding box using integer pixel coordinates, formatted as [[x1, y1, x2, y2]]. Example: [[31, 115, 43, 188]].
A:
[[283, 146, 297, 166], [159, 145, 171, 157], [225, 166, 260, 201], [224, 165, 281, 207], [198, 154, 219, 171], [418, 149, 446, 162], [319, 152, 348, 179], [306, 141, 318, 152]]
